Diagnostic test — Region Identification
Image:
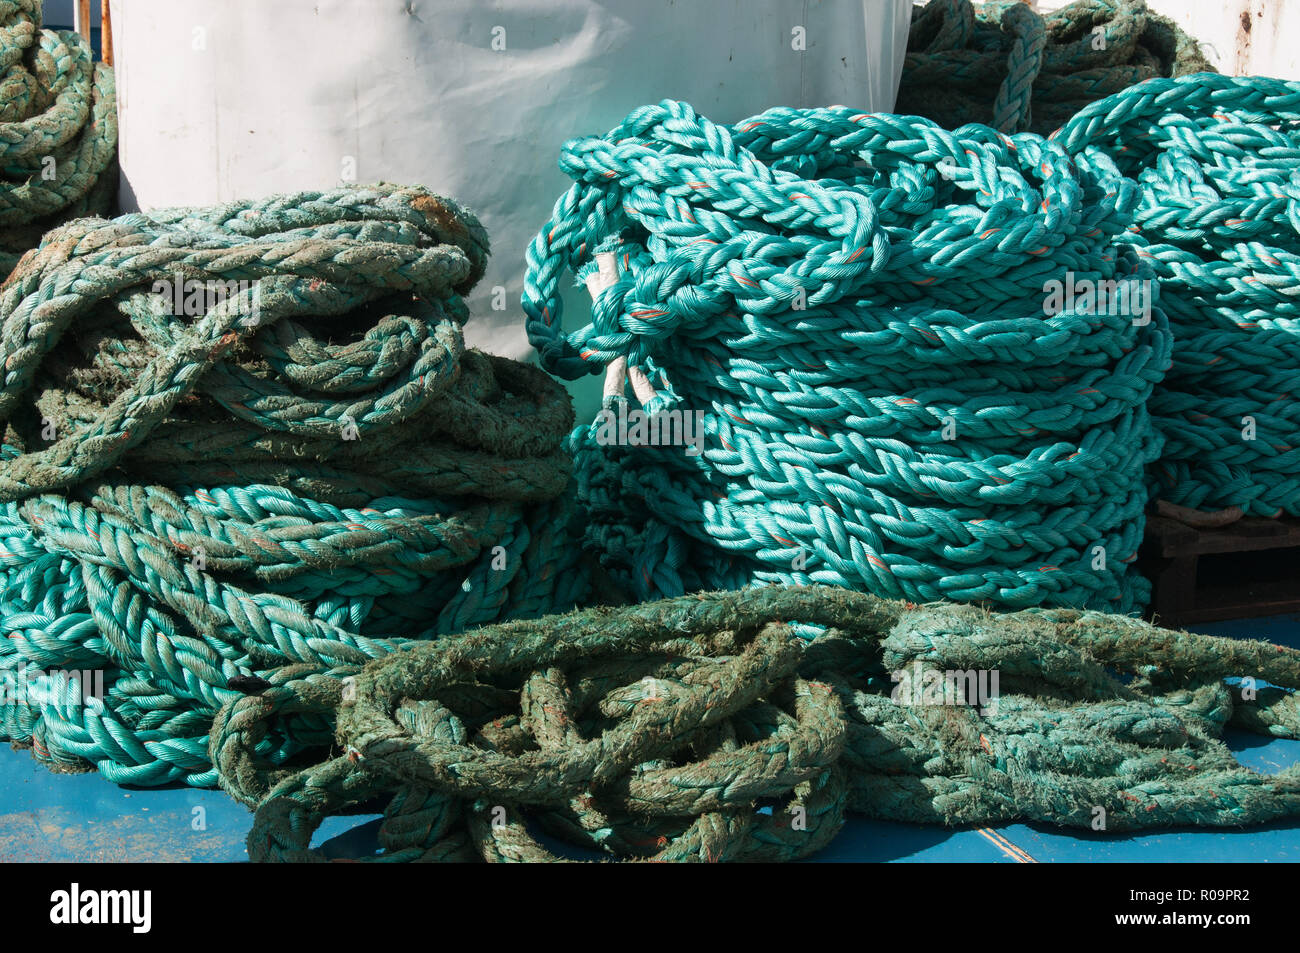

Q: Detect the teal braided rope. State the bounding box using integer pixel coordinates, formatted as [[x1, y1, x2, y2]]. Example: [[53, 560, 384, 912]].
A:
[[224, 586, 1300, 863], [1058, 74, 1300, 516], [0, 184, 589, 787], [522, 100, 1170, 612], [899, 0, 1212, 135], [0, 0, 117, 275]]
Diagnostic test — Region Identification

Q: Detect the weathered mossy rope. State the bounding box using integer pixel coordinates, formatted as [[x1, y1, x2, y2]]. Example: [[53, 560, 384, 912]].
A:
[[0, 0, 117, 276], [898, 0, 1212, 135], [522, 99, 1170, 613], [224, 585, 1300, 863], [0, 184, 588, 787], [1058, 73, 1300, 517]]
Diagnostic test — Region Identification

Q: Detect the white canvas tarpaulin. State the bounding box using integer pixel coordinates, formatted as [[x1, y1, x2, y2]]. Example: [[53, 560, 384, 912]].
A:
[[111, 0, 911, 396]]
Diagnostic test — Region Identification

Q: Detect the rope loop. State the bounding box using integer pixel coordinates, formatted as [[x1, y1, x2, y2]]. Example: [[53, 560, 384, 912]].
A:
[[0, 0, 117, 272], [897, 0, 1212, 135]]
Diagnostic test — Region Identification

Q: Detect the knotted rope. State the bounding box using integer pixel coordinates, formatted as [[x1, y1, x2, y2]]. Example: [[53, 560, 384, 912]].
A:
[[0, 0, 116, 275], [0, 184, 586, 786], [226, 586, 1300, 863], [898, 0, 1211, 135], [523, 100, 1170, 612], [1058, 74, 1300, 518]]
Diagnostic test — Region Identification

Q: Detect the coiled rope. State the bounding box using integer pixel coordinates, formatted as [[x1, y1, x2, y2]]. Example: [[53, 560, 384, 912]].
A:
[[225, 586, 1300, 863], [0, 0, 116, 275], [0, 184, 586, 787], [1059, 73, 1300, 518], [898, 0, 1211, 135], [523, 100, 1170, 613]]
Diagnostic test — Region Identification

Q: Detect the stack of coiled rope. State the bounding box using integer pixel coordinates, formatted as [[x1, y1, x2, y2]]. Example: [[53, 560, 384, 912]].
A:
[[523, 101, 1170, 612], [224, 586, 1300, 863], [899, 0, 1211, 135], [1059, 74, 1300, 518], [0, 0, 116, 275], [0, 184, 586, 786]]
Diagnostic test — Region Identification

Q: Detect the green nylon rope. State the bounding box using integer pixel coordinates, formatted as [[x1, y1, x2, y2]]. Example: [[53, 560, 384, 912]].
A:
[[1058, 73, 1300, 517], [0, 184, 588, 787], [227, 586, 1300, 863], [898, 0, 1211, 135], [522, 100, 1169, 613], [0, 0, 116, 276]]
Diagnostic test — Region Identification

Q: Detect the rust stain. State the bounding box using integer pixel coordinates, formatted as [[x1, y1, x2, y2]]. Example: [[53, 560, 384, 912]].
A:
[[0, 807, 232, 863], [1235, 2, 1253, 75]]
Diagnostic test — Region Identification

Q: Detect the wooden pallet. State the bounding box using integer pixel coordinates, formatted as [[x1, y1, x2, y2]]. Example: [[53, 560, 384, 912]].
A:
[[1142, 513, 1300, 625]]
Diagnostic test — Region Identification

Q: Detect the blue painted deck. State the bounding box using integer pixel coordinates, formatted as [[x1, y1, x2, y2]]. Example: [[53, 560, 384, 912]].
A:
[[3, 613, 1297, 862]]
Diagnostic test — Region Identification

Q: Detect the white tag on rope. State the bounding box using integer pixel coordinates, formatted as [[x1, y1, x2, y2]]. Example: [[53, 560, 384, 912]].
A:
[[584, 251, 619, 300], [585, 251, 661, 409], [626, 364, 658, 407], [603, 356, 629, 403]]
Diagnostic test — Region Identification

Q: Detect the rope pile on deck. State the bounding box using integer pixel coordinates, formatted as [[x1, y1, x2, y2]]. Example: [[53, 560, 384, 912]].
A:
[[523, 99, 1170, 613], [1059, 73, 1300, 519], [0, 184, 586, 786], [220, 586, 1300, 863]]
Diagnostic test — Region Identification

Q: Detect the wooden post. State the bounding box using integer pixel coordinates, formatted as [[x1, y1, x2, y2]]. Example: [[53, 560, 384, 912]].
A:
[[101, 0, 113, 66], [74, 0, 91, 48]]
